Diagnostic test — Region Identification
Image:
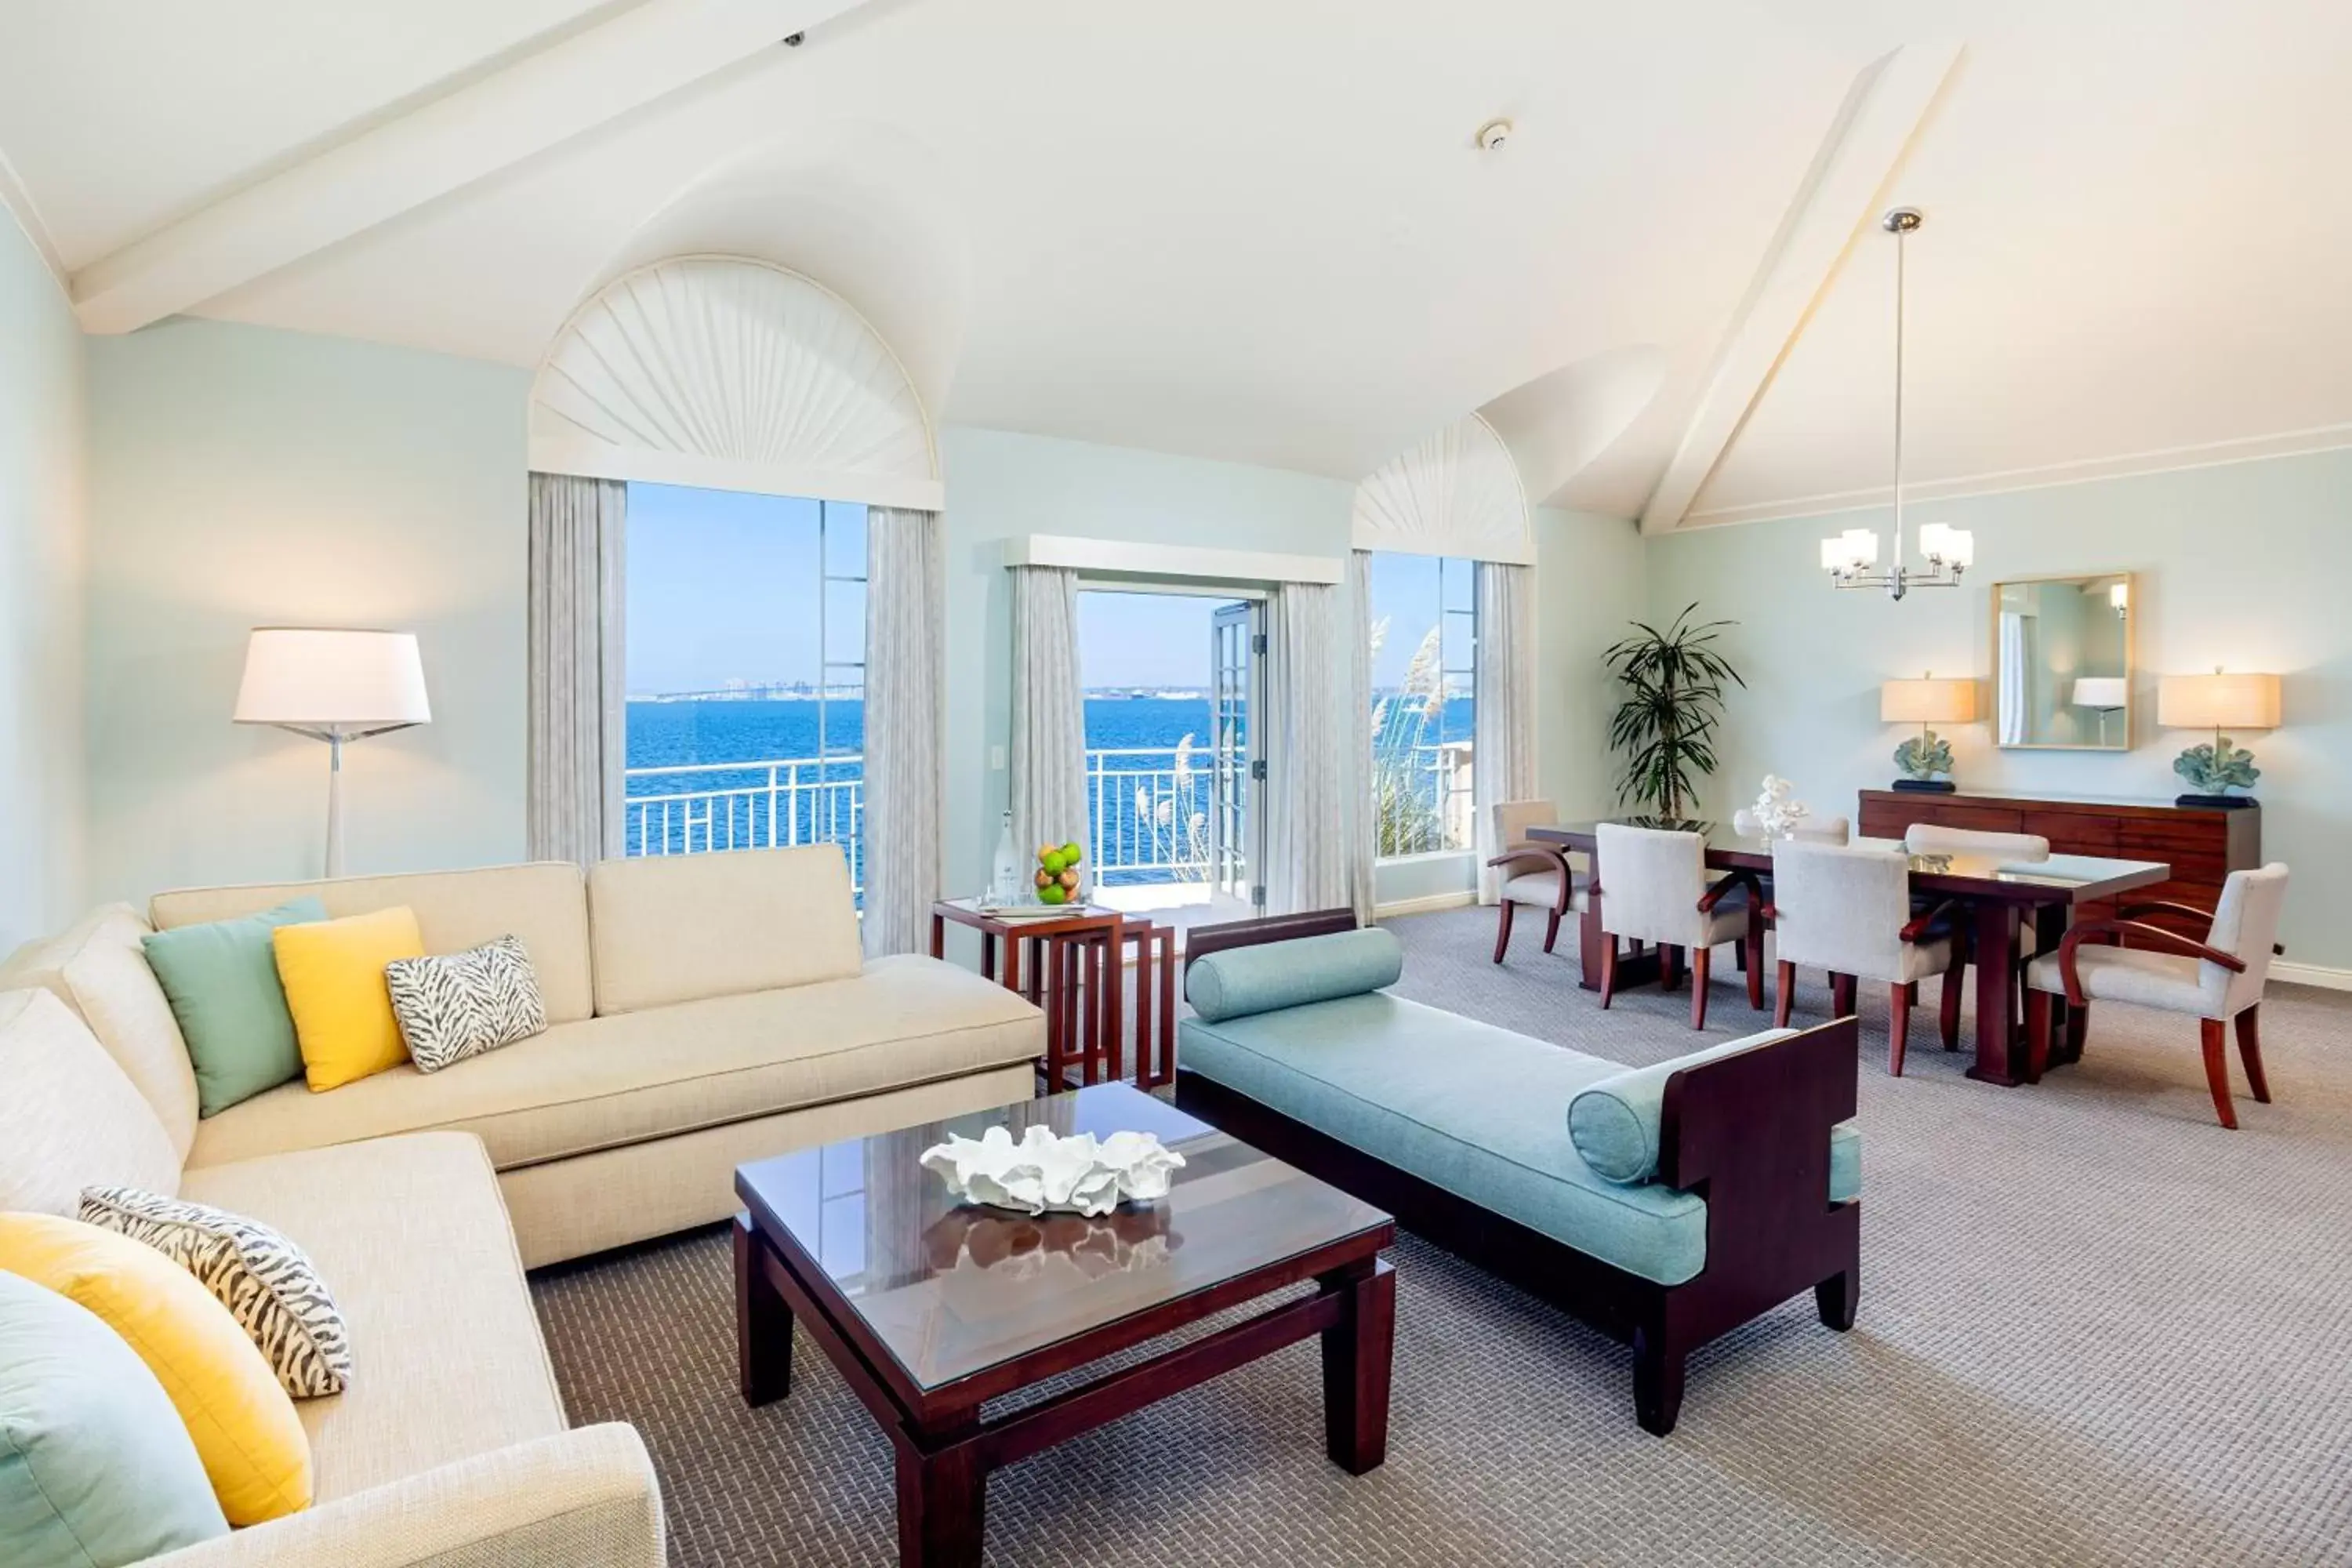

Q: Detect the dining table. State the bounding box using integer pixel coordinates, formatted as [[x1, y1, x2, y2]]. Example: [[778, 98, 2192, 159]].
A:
[[1527, 818, 2172, 1087]]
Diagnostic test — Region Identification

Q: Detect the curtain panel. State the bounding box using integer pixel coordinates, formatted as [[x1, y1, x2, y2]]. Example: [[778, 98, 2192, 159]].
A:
[[1008, 567, 1089, 869], [1472, 561, 1540, 903], [526, 473, 626, 869], [862, 508, 946, 956], [1344, 551, 1377, 923], [1265, 580, 1354, 916]]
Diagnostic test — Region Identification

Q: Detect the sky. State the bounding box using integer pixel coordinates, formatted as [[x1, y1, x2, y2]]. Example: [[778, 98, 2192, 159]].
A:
[[626, 481, 1472, 694]]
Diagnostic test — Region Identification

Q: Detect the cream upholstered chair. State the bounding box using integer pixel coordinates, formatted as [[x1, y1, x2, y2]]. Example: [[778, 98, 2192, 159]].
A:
[[1733, 811, 1850, 846], [1766, 840, 1963, 1074], [1485, 799, 1588, 963], [2025, 864, 2290, 1128], [1904, 824, 2051, 861], [1592, 823, 1761, 1029]]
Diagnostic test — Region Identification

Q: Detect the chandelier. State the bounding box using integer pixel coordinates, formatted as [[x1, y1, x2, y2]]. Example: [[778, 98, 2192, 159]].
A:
[[1821, 207, 1972, 599]]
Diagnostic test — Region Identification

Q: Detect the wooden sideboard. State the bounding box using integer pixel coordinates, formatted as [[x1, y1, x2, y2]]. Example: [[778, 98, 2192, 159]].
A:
[[1857, 789, 2261, 920]]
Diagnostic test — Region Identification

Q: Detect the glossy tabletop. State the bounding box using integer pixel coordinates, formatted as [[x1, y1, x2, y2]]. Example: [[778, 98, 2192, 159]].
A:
[[1530, 818, 2172, 905], [734, 1083, 1392, 1394]]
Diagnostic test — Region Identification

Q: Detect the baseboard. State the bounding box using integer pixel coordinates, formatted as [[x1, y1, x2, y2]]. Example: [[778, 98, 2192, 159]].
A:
[[2270, 960, 2352, 993], [1374, 891, 1479, 919]]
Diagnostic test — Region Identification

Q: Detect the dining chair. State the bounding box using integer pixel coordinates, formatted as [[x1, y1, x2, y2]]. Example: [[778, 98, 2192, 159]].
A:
[[1900, 822, 2053, 1034], [1765, 840, 1965, 1074], [1731, 811, 1849, 845], [1903, 824, 2051, 861], [1485, 799, 1588, 964], [1592, 823, 1762, 1029], [2024, 863, 2290, 1128]]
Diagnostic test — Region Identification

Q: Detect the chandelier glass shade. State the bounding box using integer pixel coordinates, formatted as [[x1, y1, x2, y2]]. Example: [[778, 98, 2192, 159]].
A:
[[1823, 208, 1973, 600]]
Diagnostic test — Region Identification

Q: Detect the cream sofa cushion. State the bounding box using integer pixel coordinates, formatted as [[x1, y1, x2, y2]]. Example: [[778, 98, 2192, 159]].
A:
[[588, 846, 862, 1014], [0, 989, 182, 1214], [187, 954, 1044, 1173], [176, 1132, 566, 1504], [2, 902, 200, 1154], [152, 863, 594, 1025]]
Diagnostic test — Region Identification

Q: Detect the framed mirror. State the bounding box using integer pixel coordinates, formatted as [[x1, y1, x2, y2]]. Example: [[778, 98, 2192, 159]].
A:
[[1991, 572, 2133, 750]]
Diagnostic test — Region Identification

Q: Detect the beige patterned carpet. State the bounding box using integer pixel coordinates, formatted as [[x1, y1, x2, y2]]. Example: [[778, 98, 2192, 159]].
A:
[[532, 908, 2352, 1566]]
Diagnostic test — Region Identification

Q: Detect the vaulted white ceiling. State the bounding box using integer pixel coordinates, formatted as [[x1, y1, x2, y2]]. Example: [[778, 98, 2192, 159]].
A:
[[3, 0, 2347, 525]]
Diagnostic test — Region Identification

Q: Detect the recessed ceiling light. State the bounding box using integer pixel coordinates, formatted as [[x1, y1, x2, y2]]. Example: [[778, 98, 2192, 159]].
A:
[[1475, 118, 1513, 151]]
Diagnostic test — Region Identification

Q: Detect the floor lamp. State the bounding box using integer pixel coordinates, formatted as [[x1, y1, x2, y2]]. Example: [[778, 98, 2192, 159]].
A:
[[234, 629, 432, 878]]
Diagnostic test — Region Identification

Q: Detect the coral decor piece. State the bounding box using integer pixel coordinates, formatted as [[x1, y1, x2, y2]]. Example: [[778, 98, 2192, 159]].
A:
[[918, 1124, 1185, 1217], [1033, 840, 1086, 906], [1745, 775, 1813, 839]]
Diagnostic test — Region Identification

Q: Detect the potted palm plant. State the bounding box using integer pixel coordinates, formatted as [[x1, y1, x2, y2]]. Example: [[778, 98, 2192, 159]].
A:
[[1604, 604, 1744, 820]]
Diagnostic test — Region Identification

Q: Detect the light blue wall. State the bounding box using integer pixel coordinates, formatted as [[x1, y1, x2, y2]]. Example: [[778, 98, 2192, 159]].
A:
[[1646, 449, 2352, 968], [85, 320, 532, 901], [0, 217, 86, 952]]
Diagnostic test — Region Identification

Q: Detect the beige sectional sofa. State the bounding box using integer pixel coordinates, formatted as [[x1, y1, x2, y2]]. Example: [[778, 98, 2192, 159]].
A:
[[0, 845, 1047, 1566]]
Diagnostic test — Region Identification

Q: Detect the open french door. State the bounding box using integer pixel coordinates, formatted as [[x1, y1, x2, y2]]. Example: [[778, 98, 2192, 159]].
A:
[[1207, 601, 1267, 910]]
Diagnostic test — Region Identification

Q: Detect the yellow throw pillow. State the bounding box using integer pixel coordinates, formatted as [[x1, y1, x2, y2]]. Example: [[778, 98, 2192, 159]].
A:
[[273, 906, 426, 1091], [0, 1212, 313, 1526]]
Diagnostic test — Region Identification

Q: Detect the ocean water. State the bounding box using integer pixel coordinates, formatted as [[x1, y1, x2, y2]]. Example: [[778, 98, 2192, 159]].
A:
[[622, 696, 1472, 874]]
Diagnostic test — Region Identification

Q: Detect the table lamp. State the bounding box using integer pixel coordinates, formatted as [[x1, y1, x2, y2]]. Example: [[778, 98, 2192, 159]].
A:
[[234, 629, 431, 877], [1880, 673, 1977, 793], [2069, 676, 2129, 747], [2157, 668, 2278, 810]]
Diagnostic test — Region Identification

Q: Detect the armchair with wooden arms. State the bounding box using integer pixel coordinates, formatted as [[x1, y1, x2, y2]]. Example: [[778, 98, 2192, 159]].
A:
[[1485, 799, 1588, 964], [2023, 863, 2291, 1127]]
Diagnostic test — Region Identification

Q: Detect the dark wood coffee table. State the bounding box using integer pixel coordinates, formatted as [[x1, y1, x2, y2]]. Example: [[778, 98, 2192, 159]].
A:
[[734, 1083, 1397, 1567]]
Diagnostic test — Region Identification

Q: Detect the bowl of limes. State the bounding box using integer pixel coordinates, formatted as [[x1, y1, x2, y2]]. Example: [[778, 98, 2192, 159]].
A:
[[1033, 841, 1086, 906]]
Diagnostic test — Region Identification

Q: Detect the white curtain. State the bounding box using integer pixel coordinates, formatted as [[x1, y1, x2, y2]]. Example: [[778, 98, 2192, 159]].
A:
[[1998, 611, 2030, 746], [1008, 567, 1088, 868], [1472, 561, 1539, 903], [862, 508, 944, 956], [1265, 580, 1354, 916], [527, 474, 626, 868], [1345, 551, 1377, 923]]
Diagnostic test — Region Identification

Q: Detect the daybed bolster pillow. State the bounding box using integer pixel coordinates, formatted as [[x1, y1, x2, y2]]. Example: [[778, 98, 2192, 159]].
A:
[[1185, 927, 1403, 1022], [1567, 1029, 1799, 1184]]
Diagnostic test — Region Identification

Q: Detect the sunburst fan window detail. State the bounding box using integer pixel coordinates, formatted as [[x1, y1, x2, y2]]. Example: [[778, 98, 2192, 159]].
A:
[[529, 256, 941, 510], [1350, 412, 1531, 565]]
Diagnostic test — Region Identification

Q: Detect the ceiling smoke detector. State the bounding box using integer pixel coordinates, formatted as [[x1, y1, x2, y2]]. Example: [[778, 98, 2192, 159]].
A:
[[1475, 118, 1512, 151], [782, 31, 805, 46]]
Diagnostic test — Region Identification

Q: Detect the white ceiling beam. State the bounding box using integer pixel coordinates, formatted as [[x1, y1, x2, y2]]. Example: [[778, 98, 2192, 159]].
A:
[[68, 0, 873, 335], [1638, 40, 1962, 535]]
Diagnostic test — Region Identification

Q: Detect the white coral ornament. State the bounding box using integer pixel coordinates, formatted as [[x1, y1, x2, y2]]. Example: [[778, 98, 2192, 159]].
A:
[[918, 1125, 1187, 1217], [1744, 775, 1813, 839]]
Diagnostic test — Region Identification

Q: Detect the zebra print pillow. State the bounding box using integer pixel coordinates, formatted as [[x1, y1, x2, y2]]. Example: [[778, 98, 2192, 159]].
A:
[[383, 935, 547, 1073], [78, 1185, 352, 1398]]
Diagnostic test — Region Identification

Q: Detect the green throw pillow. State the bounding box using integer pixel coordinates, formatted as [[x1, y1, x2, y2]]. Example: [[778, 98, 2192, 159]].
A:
[[0, 1269, 230, 1566], [141, 898, 328, 1116]]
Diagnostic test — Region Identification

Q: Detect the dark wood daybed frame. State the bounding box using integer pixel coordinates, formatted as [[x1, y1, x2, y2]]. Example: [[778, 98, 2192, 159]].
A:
[[1174, 909, 1862, 1436]]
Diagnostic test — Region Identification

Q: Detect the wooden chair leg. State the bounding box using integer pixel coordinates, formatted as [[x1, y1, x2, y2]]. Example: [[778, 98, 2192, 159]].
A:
[[1543, 909, 1563, 953], [2234, 1007, 2271, 1103], [2065, 1004, 2089, 1062], [1661, 945, 1683, 991], [2200, 1017, 2239, 1129], [2024, 986, 2052, 1082], [1888, 982, 1911, 1076], [1940, 959, 1965, 1051], [1744, 920, 1766, 1011], [1598, 938, 1618, 1009], [1830, 972, 1857, 1017], [1690, 947, 1711, 1030], [1773, 961, 1795, 1029], [1491, 900, 1515, 964]]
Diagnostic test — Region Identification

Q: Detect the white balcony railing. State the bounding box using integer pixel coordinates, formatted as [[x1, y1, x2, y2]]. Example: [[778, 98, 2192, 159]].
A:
[[622, 741, 1475, 890]]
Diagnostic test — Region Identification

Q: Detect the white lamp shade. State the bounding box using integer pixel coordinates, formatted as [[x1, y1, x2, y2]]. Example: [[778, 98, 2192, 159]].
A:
[[234, 629, 431, 729], [1880, 677, 1977, 724], [2070, 677, 2129, 710], [2108, 582, 2129, 612], [2158, 672, 2280, 731]]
